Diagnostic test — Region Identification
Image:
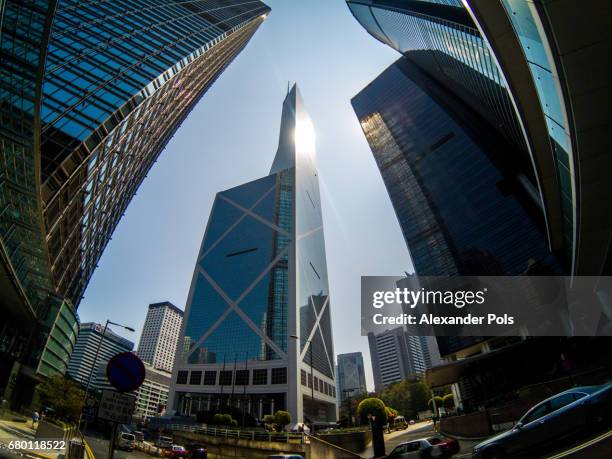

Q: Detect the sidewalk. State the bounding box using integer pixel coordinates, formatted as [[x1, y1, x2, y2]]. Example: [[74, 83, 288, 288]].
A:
[[0, 417, 62, 459]]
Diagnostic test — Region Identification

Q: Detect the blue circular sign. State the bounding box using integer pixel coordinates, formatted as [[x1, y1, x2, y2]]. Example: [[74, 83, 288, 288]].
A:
[[106, 352, 145, 392]]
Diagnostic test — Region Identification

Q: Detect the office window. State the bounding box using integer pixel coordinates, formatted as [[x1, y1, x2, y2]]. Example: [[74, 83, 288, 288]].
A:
[[219, 370, 233, 386], [235, 369, 249, 385], [189, 371, 202, 385], [176, 371, 188, 384], [253, 369, 268, 385], [203, 371, 217, 385], [308, 373, 312, 388], [271, 367, 287, 384], [314, 377, 319, 392], [301, 369, 307, 386]]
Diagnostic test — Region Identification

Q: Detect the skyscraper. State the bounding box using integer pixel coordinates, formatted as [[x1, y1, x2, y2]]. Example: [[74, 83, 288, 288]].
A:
[[169, 84, 336, 423], [368, 328, 436, 393], [349, 0, 612, 410], [137, 302, 184, 373], [347, 0, 612, 278], [352, 58, 556, 277], [337, 353, 367, 401], [0, 0, 269, 406], [67, 322, 134, 387]]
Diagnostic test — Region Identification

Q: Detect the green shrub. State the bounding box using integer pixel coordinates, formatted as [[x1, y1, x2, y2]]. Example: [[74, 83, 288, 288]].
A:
[[273, 410, 291, 429], [263, 414, 275, 425], [357, 398, 387, 425], [220, 414, 233, 426]]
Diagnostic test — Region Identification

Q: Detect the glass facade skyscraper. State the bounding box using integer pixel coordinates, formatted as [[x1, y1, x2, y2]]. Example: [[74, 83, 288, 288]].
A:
[[352, 58, 557, 277], [337, 352, 367, 401], [1, 0, 269, 408], [346, 0, 528, 157], [346, 0, 612, 276], [41, 0, 270, 307], [169, 84, 336, 423], [349, 0, 612, 411]]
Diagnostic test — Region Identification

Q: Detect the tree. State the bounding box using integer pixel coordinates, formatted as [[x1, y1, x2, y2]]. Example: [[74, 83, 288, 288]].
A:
[[263, 414, 275, 425], [213, 413, 224, 425], [379, 380, 432, 419], [442, 394, 455, 409], [36, 375, 85, 424], [274, 410, 291, 431], [357, 398, 387, 425]]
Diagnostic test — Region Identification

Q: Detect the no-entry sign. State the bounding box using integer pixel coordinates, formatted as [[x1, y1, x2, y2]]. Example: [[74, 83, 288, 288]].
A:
[[106, 352, 145, 392]]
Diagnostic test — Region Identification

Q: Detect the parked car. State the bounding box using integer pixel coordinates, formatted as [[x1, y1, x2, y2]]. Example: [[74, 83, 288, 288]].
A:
[[427, 436, 460, 456], [167, 444, 188, 458], [116, 432, 135, 451], [156, 435, 174, 449], [391, 416, 409, 430], [384, 438, 451, 458], [472, 382, 612, 458], [186, 444, 208, 458], [132, 430, 144, 442]]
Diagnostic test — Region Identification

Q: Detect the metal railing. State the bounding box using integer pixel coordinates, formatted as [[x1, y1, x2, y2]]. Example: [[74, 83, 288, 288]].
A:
[[165, 424, 305, 444]]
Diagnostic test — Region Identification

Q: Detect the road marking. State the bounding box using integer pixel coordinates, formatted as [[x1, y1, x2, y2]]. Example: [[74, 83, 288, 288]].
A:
[[545, 429, 612, 459]]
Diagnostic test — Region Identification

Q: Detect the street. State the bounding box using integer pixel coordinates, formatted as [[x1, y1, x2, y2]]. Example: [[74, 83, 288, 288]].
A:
[[361, 421, 479, 459], [85, 434, 155, 459]]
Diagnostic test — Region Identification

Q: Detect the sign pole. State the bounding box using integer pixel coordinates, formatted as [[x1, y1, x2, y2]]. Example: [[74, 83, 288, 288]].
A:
[[107, 422, 118, 459]]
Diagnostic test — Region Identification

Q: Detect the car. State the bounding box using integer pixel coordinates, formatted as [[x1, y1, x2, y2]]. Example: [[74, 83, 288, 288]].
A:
[[156, 435, 174, 449], [384, 438, 449, 458], [167, 444, 188, 458], [472, 382, 612, 458], [186, 444, 208, 458], [116, 432, 135, 451], [391, 416, 409, 430], [427, 436, 460, 456], [132, 430, 144, 442]]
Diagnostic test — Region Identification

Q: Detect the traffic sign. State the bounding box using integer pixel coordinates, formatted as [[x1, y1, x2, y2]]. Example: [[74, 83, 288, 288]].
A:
[[106, 352, 145, 393], [98, 390, 136, 424]]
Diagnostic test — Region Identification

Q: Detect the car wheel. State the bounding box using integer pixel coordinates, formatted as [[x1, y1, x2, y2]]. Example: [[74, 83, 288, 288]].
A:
[[483, 448, 507, 459]]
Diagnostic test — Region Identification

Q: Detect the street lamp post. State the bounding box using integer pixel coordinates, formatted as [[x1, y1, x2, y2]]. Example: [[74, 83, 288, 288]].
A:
[[290, 335, 314, 424], [80, 320, 134, 429]]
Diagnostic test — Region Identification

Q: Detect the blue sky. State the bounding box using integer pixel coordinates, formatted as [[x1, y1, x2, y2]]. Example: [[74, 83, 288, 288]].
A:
[[77, 0, 411, 391]]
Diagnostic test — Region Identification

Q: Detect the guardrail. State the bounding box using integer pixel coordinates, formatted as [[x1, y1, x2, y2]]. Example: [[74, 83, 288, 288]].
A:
[[164, 424, 305, 443]]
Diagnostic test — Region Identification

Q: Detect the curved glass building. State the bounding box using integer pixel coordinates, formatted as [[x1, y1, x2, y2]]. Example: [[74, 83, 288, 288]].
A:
[[169, 85, 337, 424], [347, 0, 612, 277], [0, 0, 269, 407]]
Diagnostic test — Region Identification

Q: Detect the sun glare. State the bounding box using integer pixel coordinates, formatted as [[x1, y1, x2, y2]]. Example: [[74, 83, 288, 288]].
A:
[[295, 116, 316, 154]]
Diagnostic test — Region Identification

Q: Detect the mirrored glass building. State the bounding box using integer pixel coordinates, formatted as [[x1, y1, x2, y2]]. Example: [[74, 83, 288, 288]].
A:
[[349, 0, 612, 412], [347, 0, 612, 278], [0, 0, 269, 408], [169, 84, 337, 424]]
